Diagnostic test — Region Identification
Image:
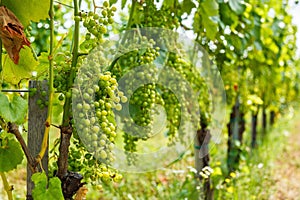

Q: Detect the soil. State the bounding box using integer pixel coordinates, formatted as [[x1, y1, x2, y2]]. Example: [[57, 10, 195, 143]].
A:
[[271, 122, 300, 200]]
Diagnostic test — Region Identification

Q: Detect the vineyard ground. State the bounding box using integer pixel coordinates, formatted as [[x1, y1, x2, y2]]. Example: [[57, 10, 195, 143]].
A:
[[1, 113, 300, 199], [271, 119, 300, 200]]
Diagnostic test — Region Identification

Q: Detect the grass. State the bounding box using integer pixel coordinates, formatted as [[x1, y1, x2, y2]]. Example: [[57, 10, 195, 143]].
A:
[[89, 110, 298, 200], [1, 110, 298, 199], [212, 111, 298, 200]]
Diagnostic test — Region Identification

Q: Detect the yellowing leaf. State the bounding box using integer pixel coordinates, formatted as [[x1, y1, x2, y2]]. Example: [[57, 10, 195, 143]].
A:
[[2, 46, 39, 84]]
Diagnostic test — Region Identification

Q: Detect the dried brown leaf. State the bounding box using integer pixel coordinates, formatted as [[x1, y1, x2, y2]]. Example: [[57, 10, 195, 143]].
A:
[[0, 6, 30, 64], [74, 186, 88, 200]]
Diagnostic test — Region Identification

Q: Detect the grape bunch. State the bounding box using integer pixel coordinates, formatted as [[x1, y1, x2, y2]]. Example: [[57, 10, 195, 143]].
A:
[[108, 37, 164, 164], [67, 138, 122, 185], [53, 52, 73, 96], [80, 1, 117, 51], [73, 64, 126, 164], [142, 0, 179, 29], [156, 52, 200, 144]]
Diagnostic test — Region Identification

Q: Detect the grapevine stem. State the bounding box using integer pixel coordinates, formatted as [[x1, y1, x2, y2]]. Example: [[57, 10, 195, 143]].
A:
[[120, 0, 137, 44], [0, 39, 2, 72], [54, 0, 74, 8], [57, 0, 80, 179], [126, 0, 136, 30], [8, 123, 36, 173], [1, 120, 36, 173], [36, 0, 55, 164], [0, 172, 13, 200], [62, 0, 79, 127], [108, 0, 137, 71]]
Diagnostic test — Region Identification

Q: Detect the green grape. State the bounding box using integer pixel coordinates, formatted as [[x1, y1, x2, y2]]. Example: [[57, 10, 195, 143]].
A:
[[101, 10, 107, 17], [74, 16, 81, 22], [111, 6, 117, 12], [103, 1, 109, 7]]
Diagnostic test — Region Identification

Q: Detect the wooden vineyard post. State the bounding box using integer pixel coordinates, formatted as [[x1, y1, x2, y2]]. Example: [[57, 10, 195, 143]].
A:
[[26, 80, 49, 200]]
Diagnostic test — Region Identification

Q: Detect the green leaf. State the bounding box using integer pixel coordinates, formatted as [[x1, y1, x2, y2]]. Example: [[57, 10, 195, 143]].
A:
[[199, 0, 219, 40], [219, 3, 239, 26], [201, 0, 218, 16], [181, 0, 196, 14], [34, 52, 49, 77], [2, 46, 39, 85], [192, 12, 201, 33], [109, 0, 118, 5], [32, 172, 64, 200], [121, 0, 127, 9], [163, 0, 176, 7], [203, 16, 218, 40], [0, 94, 27, 124], [228, 0, 246, 15], [0, 135, 23, 172], [2, 0, 50, 27]]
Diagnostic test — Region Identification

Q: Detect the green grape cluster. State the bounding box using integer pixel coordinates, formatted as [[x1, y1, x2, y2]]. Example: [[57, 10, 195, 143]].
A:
[[160, 53, 200, 144], [142, 0, 179, 29], [73, 69, 126, 165], [160, 88, 181, 143], [108, 38, 164, 164], [123, 133, 138, 165], [111, 37, 159, 77], [53, 52, 72, 93], [80, 1, 117, 50], [67, 138, 122, 185]]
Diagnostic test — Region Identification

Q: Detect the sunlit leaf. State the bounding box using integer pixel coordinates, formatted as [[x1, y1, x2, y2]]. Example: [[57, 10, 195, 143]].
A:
[[2, 0, 50, 27], [2, 46, 39, 84]]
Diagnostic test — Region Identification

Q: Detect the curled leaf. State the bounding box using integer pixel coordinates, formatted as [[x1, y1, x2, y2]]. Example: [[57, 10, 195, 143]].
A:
[[0, 6, 30, 64]]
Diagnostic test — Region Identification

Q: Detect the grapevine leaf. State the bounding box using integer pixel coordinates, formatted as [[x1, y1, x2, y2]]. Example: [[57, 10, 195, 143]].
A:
[[109, 0, 118, 5], [0, 134, 23, 172], [181, 0, 196, 15], [2, 0, 50, 27], [0, 93, 27, 124], [219, 3, 239, 26], [228, 0, 246, 15], [34, 52, 49, 77], [121, 0, 127, 9], [32, 172, 64, 200], [163, 0, 175, 7], [2, 46, 39, 85], [202, 16, 218, 40], [201, 0, 218, 16], [192, 12, 201, 33], [199, 0, 219, 40]]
